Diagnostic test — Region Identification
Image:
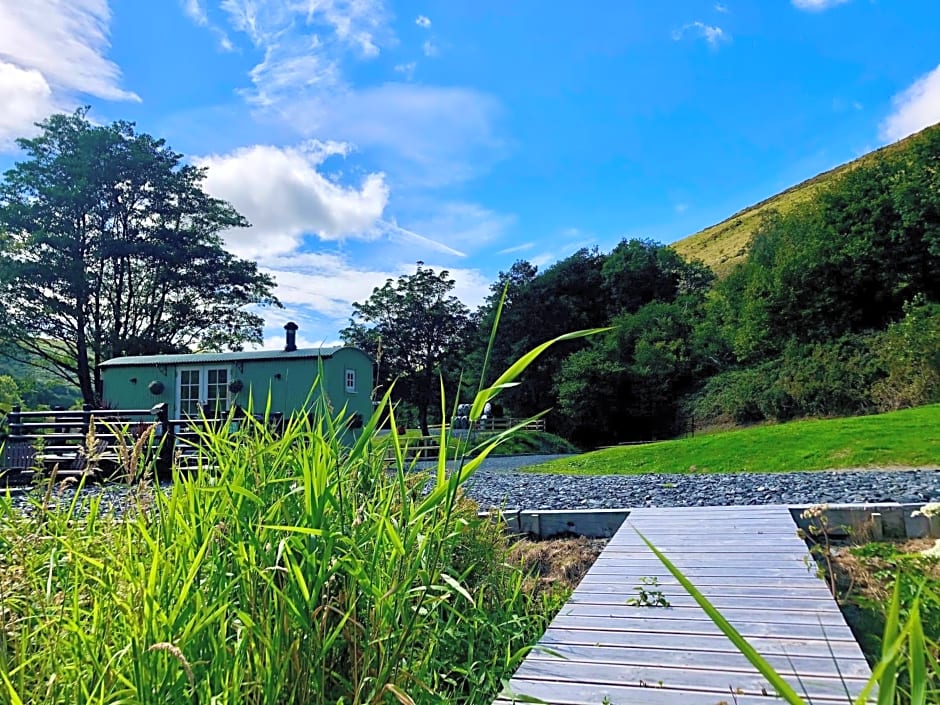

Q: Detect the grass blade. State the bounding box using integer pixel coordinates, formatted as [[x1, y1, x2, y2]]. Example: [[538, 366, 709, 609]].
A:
[[470, 328, 608, 420], [635, 528, 808, 704]]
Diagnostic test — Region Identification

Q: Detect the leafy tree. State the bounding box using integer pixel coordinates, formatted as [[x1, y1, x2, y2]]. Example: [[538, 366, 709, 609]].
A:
[[602, 238, 713, 317], [340, 263, 472, 435], [557, 297, 706, 445], [714, 125, 940, 363], [0, 109, 279, 404], [478, 249, 608, 423], [0, 375, 21, 412]]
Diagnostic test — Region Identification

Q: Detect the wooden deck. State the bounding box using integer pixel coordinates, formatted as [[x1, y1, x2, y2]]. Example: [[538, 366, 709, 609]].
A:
[[496, 505, 874, 705]]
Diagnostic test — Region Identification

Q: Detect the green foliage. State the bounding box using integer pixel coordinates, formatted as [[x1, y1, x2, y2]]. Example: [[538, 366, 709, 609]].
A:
[[523, 403, 940, 475], [556, 291, 712, 445], [471, 430, 579, 456], [871, 297, 940, 411], [0, 323, 587, 704], [0, 346, 81, 411], [671, 123, 940, 278], [341, 262, 472, 435], [0, 108, 279, 403], [0, 375, 20, 410], [469, 249, 609, 425], [713, 125, 940, 363], [691, 336, 881, 426]]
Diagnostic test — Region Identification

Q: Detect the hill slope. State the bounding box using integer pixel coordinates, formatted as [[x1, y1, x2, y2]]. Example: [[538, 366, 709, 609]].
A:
[[671, 122, 940, 276], [520, 404, 940, 475]]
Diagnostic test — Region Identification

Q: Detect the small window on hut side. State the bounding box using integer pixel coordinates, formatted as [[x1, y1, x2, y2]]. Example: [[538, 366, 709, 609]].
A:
[[345, 368, 357, 393]]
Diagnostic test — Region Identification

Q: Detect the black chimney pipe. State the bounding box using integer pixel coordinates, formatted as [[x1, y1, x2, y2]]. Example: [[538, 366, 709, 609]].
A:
[[284, 321, 298, 352]]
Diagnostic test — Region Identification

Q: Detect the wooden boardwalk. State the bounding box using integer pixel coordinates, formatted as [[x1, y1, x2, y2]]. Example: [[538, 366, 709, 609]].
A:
[[496, 505, 874, 705]]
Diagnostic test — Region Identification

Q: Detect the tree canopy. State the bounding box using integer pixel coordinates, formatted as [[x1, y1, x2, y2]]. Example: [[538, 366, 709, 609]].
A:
[[0, 109, 279, 403], [340, 263, 471, 435]]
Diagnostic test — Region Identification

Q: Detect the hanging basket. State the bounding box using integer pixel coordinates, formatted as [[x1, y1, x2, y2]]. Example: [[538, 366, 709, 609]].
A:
[[148, 380, 165, 395], [228, 379, 244, 394]]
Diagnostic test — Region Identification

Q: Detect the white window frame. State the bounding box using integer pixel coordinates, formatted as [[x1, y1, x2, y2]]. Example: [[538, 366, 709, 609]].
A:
[[176, 365, 232, 417], [345, 368, 357, 393]]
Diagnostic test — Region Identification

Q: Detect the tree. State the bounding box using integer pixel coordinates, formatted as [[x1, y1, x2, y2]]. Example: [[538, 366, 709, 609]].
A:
[[477, 249, 608, 423], [340, 263, 472, 435], [0, 109, 279, 404]]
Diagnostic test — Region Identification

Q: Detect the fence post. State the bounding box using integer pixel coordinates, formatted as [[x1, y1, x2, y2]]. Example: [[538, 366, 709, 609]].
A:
[[9, 405, 22, 437], [151, 403, 173, 475], [81, 403, 93, 439]]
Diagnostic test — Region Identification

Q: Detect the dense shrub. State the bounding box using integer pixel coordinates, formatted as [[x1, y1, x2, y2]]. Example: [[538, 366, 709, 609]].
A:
[[871, 298, 940, 411], [689, 337, 881, 428]]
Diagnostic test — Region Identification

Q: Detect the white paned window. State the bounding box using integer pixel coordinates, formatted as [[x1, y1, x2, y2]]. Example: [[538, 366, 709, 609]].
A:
[[178, 366, 230, 417], [345, 368, 357, 393]]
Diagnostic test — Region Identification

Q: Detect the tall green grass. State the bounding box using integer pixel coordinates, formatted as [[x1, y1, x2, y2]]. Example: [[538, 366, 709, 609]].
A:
[[0, 328, 603, 704]]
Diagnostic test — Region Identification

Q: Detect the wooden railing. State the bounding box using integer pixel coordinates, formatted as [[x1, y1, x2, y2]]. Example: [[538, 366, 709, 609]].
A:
[[0, 403, 283, 483], [428, 417, 546, 434]]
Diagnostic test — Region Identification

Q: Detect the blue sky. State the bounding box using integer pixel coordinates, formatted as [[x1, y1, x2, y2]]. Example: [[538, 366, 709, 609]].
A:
[[1, 0, 939, 348]]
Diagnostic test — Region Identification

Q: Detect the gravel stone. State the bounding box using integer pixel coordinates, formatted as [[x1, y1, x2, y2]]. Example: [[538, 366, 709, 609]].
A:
[[5, 453, 939, 515]]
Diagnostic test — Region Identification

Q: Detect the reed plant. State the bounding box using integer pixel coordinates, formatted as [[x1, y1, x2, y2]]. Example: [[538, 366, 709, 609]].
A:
[[0, 328, 599, 705]]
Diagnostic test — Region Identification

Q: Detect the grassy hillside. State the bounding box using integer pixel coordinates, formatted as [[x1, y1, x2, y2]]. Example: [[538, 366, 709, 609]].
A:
[[521, 404, 940, 475], [671, 123, 940, 276]]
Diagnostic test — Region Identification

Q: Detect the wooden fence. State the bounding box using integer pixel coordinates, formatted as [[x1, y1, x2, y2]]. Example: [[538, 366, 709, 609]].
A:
[[428, 417, 546, 434], [0, 403, 282, 484]]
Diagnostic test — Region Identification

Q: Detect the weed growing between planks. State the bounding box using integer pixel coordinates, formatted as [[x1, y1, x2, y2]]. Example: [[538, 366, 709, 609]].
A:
[[0, 326, 604, 705]]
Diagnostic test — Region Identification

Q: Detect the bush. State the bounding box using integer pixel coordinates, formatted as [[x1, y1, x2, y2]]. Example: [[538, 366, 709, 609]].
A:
[[872, 297, 940, 411], [690, 337, 881, 428]]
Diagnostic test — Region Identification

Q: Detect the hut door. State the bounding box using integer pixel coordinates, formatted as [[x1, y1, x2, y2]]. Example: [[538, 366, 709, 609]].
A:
[[177, 366, 230, 417]]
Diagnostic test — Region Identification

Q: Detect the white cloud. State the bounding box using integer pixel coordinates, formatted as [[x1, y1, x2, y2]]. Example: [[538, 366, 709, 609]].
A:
[[195, 141, 390, 258], [675, 203, 689, 213], [0, 0, 137, 146], [497, 242, 534, 255], [792, 0, 850, 10], [261, 261, 395, 319], [422, 39, 439, 57], [0, 62, 57, 149], [220, 0, 387, 59], [415, 15, 431, 29], [247, 43, 341, 107], [406, 202, 516, 251], [380, 220, 467, 257], [282, 82, 503, 185], [715, 3, 729, 12], [180, 0, 235, 51], [394, 61, 417, 80], [672, 21, 730, 47], [182, 0, 209, 25], [205, 1, 500, 184], [880, 64, 940, 142], [253, 254, 490, 345]]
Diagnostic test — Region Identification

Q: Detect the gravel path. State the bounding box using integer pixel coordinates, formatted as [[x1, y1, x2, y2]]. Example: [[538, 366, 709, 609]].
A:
[[449, 454, 940, 509], [5, 454, 939, 514]]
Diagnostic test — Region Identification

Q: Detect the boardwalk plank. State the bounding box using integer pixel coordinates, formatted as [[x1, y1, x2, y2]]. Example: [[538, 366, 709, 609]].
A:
[[526, 643, 871, 678], [498, 505, 874, 704], [513, 659, 865, 700], [548, 614, 856, 640]]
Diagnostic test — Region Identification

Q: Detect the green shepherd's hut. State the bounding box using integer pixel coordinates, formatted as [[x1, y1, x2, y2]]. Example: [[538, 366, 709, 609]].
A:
[[99, 322, 373, 428]]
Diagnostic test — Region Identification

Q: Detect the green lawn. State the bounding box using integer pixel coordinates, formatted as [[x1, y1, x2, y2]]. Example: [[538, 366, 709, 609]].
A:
[[523, 404, 940, 475]]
